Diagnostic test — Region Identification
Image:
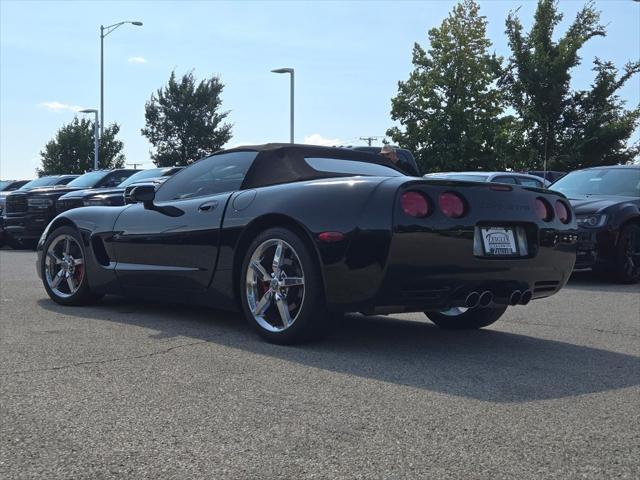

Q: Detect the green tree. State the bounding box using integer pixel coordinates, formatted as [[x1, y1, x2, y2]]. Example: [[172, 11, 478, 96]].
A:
[[142, 71, 233, 167], [387, 0, 505, 173], [38, 118, 125, 175], [502, 0, 606, 169], [560, 60, 640, 169]]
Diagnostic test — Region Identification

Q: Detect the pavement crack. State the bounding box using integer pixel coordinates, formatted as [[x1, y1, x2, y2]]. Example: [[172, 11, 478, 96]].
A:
[[2, 340, 211, 377]]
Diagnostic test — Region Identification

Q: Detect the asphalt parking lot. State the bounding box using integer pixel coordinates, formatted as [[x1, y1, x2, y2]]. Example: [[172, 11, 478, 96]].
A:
[[1, 248, 639, 479]]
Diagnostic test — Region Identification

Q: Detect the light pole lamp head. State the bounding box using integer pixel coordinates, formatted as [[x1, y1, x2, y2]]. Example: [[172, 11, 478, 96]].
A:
[[271, 68, 294, 74], [79, 109, 98, 114], [131, 21, 143, 26]]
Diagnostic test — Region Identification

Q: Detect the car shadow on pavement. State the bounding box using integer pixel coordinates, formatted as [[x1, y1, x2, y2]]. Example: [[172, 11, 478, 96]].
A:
[[567, 270, 640, 292], [38, 297, 640, 404]]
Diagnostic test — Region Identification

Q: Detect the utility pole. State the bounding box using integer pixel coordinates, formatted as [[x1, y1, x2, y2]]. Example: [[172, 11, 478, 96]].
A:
[[359, 136, 380, 146], [127, 162, 143, 169]]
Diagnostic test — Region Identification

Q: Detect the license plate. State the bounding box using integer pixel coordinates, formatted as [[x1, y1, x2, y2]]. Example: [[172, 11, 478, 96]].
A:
[[481, 227, 518, 256]]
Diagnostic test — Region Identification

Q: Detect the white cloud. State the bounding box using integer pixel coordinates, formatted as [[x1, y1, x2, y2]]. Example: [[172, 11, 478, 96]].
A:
[[303, 133, 343, 147], [128, 56, 147, 64], [38, 101, 84, 113]]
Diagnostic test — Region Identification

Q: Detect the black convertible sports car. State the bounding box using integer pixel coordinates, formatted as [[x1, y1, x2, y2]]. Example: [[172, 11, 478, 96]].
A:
[[37, 144, 577, 344], [550, 165, 640, 283]]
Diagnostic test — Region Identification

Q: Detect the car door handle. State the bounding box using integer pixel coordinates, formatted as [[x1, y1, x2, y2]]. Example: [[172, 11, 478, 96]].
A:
[[198, 200, 218, 212]]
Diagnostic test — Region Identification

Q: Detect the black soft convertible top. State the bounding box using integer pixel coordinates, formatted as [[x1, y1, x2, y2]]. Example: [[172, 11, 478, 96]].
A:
[[222, 143, 404, 190]]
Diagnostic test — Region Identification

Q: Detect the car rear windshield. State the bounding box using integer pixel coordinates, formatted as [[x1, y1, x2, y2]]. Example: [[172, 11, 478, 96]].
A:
[[304, 157, 402, 177], [552, 168, 640, 197], [67, 171, 110, 188], [428, 174, 489, 182]]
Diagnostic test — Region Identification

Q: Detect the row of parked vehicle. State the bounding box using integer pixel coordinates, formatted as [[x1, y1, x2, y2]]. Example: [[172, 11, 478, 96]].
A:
[[2, 150, 639, 284], [0, 167, 183, 249]]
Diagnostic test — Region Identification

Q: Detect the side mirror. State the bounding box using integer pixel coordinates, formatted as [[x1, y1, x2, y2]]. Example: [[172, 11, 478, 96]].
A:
[[130, 184, 155, 208]]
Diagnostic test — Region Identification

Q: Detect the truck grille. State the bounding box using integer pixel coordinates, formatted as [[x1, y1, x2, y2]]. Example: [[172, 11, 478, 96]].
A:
[[5, 195, 28, 214]]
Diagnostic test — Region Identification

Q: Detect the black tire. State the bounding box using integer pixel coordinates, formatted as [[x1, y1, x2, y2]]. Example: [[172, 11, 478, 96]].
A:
[[239, 227, 329, 344], [41, 226, 103, 306], [613, 223, 640, 284], [425, 305, 508, 330]]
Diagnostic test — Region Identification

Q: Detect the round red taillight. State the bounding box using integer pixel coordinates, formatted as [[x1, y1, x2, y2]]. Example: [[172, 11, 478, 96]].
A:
[[555, 200, 570, 224], [534, 198, 553, 221], [439, 192, 466, 218], [400, 191, 429, 218]]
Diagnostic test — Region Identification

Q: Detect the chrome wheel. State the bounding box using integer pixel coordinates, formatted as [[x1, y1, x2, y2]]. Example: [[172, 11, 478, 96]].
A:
[[245, 239, 305, 332], [44, 234, 85, 298]]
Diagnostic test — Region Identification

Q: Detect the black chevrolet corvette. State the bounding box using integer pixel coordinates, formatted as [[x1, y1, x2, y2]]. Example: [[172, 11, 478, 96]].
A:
[[550, 165, 640, 283], [37, 144, 577, 344]]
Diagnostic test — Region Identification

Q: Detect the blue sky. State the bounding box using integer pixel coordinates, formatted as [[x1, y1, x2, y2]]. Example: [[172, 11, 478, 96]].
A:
[[1, 0, 639, 179]]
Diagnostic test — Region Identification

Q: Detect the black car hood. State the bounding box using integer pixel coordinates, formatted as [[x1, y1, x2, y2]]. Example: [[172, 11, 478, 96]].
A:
[[19, 185, 83, 197], [60, 187, 125, 200], [566, 195, 640, 214]]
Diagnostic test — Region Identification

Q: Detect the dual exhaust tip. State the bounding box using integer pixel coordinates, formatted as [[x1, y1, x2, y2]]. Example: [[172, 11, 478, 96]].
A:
[[464, 289, 532, 308]]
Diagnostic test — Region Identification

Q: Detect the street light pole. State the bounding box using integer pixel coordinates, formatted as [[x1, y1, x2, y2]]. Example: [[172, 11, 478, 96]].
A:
[[271, 68, 294, 143], [80, 109, 99, 170], [100, 20, 143, 137]]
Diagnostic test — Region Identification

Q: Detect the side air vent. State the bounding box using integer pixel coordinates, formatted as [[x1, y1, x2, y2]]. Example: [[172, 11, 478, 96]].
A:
[[91, 236, 111, 266]]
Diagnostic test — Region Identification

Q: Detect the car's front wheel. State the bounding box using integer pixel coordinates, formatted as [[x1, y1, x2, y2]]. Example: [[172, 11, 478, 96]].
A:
[[41, 226, 102, 306], [425, 305, 507, 330], [240, 227, 329, 344]]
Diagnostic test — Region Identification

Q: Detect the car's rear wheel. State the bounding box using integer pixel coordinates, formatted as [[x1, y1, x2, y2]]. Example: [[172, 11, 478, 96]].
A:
[[41, 226, 102, 306], [425, 305, 507, 330], [613, 223, 640, 284], [240, 227, 329, 344]]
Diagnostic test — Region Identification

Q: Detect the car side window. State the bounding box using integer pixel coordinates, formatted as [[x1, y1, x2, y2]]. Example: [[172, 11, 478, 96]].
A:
[[518, 178, 543, 188], [493, 176, 518, 184], [155, 151, 258, 201], [99, 172, 132, 188]]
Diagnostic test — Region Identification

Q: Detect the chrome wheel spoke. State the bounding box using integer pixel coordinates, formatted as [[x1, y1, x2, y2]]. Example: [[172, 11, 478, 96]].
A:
[[73, 258, 84, 266], [66, 275, 77, 293], [63, 237, 71, 255], [250, 260, 270, 282], [51, 270, 64, 288], [280, 276, 304, 288], [275, 293, 292, 327], [272, 241, 284, 273], [47, 251, 63, 264], [253, 290, 273, 315]]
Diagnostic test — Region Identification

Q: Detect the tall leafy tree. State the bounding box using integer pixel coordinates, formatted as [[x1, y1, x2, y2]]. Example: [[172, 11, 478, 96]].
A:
[[560, 60, 640, 169], [142, 71, 233, 167], [38, 118, 124, 175], [387, 0, 505, 173], [502, 0, 606, 169]]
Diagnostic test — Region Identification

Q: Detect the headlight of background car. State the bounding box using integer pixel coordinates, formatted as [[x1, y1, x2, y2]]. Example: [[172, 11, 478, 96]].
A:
[[576, 214, 607, 228]]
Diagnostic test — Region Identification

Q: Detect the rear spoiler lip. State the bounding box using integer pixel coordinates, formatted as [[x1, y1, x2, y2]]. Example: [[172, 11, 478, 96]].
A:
[[399, 178, 569, 200]]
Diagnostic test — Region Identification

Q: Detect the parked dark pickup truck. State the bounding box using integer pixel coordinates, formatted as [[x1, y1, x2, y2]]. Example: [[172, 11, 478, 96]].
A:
[[3, 169, 137, 248], [56, 167, 183, 213]]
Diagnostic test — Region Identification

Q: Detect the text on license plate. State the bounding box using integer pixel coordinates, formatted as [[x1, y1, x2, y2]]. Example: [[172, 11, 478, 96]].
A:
[[481, 227, 518, 256]]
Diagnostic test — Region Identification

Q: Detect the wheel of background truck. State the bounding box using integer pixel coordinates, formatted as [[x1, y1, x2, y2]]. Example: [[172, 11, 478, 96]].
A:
[[240, 227, 330, 344], [425, 305, 508, 330], [40, 226, 103, 306], [614, 223, 640, 284]]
